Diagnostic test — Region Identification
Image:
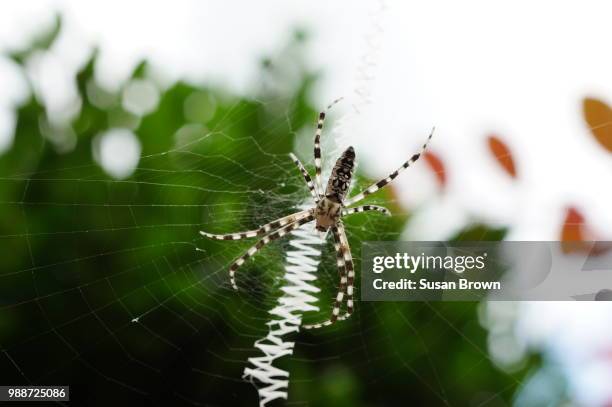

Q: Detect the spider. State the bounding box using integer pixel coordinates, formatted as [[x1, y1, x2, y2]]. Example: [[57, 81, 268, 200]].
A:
[[200, 99, 433, 329]]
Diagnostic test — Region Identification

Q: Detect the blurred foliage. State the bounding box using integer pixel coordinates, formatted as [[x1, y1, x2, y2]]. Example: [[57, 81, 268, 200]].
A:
[[0, 17, 529, 407], [8, 14, 61, 64], [487, 135, 517, 179], [583, 97, 612, 153]]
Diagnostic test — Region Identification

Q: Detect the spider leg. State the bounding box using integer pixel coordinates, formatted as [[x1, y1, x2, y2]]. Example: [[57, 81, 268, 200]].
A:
[[313, 98, 343, 196], [228, 214, 315, 290], [302, 225, 347, 330], [200, 209, 312, 240], [289, 153, 319, 202], [342, 205, 391, 217], [344, 127, 434, 206], [336, 222, 355, 321]]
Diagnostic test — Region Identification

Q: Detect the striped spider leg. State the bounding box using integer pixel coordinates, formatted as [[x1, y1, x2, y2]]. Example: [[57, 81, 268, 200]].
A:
[[200, 209, 313, 241], [342, 205, 390, 217], [313, 97, 343, 196], [303, 210, 389, 329], [302, 222, 358, 329], [336, 222, 355, 323], [343, 127, 435, 207], [302, 225, 346, 329], [290, 152, 319, 202]]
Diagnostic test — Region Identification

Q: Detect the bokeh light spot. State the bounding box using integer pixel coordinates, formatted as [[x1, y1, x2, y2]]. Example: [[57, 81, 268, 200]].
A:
[[183, 91, 217, 123], [93, 128, 141, 179], [122, 79, 159, 116]]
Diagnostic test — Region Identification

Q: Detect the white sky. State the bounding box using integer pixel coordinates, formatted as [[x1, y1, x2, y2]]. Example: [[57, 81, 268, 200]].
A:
[[0, 0, 611, 241]]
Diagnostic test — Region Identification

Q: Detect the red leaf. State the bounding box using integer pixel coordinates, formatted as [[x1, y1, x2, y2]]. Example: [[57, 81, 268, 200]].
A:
[[583, 97, 612, 153], [487, 135, 517, 178], [423, 151, 446, 188]]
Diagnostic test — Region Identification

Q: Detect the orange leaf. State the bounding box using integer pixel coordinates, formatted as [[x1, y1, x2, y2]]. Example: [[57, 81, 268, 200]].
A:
[[561, 206, 588, 242], [487, 135, 517, 178], [560, 206, 610, 255], [423, 151, 446, 188], [583, 97, 612, 153]]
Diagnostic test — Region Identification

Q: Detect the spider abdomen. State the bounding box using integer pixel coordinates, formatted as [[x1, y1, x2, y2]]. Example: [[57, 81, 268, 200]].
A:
[[325, 146, 355, 203], [314, 146, 355, 232]]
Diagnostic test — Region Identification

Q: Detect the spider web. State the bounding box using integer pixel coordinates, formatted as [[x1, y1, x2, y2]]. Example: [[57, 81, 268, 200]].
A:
[[0, 18, 526, 407], [0, 103, 525, 407]]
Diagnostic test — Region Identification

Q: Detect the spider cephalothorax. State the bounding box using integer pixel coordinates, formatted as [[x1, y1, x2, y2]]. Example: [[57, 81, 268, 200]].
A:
[[200, 99, 433, 329]]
